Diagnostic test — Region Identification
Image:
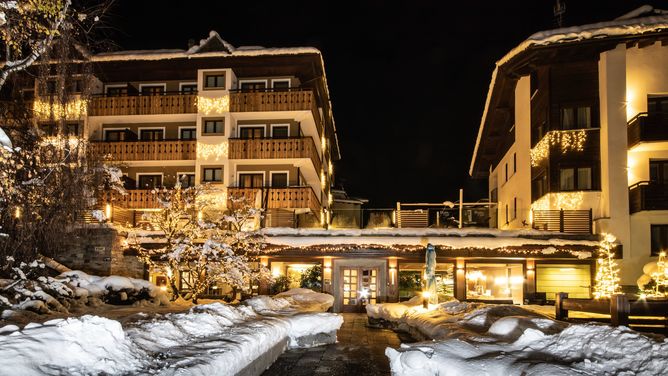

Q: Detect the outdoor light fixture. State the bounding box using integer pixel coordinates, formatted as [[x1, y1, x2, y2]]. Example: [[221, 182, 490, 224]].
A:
[[422, 291, 431, 309]]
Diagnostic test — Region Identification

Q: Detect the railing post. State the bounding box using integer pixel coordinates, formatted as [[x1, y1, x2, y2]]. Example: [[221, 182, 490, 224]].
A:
[[555, 292, 568, 320], [559, 209, 565, 232], [610, 294, 630, 327]]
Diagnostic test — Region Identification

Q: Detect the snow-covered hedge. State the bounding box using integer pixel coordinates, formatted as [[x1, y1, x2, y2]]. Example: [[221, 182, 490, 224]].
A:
[[0, 267, 168, 316], [0, 301, 343, 375], [368, 300, 668, 375], [244, 288, 335, 313]]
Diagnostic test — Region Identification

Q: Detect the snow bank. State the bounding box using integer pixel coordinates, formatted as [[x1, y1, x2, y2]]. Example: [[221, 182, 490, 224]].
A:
[[60, 270, 168, 305], [0, 302, 343, 375], [371, 300, 668, 375], [244, 288, 335, 313]]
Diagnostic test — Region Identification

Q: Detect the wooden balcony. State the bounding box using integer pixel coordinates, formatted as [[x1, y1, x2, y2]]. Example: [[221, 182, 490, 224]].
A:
[[628, 112, 668, 149], [90, 140, 196, 161], [228, 137, 321, 172], [629, 181, 668, 213], [107, 189, 162, 210], [227, 186, 321, 215], [88, 93, 197, 116]]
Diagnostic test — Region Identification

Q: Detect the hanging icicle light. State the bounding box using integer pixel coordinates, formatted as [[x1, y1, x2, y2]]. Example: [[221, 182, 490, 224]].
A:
[[530, 130, 588, 166]]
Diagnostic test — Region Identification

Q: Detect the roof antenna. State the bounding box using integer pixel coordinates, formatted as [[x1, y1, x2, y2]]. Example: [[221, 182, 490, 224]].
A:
[[554, 0, 566, 27]]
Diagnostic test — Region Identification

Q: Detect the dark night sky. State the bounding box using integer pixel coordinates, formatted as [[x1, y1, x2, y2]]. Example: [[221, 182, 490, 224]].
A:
[[108, 0, 663, 207]]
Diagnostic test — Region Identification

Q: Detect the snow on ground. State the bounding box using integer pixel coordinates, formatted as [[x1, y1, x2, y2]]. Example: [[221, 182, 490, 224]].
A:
[[369, 299, 668, 375], [0, 296, 343, 376], [244, 288, 335, 313]]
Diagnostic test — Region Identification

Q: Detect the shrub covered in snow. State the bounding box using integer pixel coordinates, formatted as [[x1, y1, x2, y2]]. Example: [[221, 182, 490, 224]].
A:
[[0, 263, 168, 316], [369, 299, 668, 375], [244, 288, 335, 313]]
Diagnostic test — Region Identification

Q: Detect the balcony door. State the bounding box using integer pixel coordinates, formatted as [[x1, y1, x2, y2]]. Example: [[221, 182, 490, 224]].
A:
[[238, 173, 264, 188], [239, 127, 265, 139], [341, 267, 378, 313], [648, 96, 668, 113], [240, 81, 266, 92], [141, 85, 165, 96], [140, 129, 164, 141], [650, 160, 668, 185], [137, 174, 162, 189]]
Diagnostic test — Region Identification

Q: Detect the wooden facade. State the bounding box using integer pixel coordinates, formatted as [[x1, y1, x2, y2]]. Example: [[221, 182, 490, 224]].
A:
[[228, 137, 321, 173], [89, 94, 197, 116], [227, 186, 321, 215], [90, 140, 197, 161]]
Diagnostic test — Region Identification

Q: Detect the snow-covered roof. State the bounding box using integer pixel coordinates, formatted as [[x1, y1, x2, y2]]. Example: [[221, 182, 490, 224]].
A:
[[470, 5, 668, 176], [261, 228, 600, 258]]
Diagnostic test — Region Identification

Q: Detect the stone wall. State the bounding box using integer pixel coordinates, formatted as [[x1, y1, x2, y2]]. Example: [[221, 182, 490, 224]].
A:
[[52, 226, 145, 279]]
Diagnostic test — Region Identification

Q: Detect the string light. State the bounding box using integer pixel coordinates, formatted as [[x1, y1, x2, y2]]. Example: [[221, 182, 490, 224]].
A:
[[530, 130, 588, 167], [33, 99, 88, 120], [531, 192, 584, 211], [197, 95, 229, 114], [196, 142, 228, 160], [639, 251, 668, 298], [593, 233, 621, 299]]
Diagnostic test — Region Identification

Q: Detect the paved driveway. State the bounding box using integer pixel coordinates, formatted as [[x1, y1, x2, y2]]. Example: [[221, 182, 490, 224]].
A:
[[262, 313, 412, 376]]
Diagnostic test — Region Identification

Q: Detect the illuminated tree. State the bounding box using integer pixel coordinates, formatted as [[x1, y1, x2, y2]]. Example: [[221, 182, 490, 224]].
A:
[[134, 187, 270, 303], [593, 233, 621, 299]]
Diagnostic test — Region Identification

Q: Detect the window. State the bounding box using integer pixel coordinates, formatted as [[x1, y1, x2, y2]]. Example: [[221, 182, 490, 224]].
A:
[[561, 106, 591, 130], [65, 123, 80, 136], [505, 163, 508, 182], [180, 128, 197, 140], [272, 79, 290, 91], [649, 160, 668, 185], [648, 96, 668, 113], [106, 86, 128, 97], [180, 84, 197, 94], [271, 173, 288, 188], [271, 125, 289, 138], [179, 174, 196, 188], [651, 225, 668, 256], [40, 123, 57, 136], [240, 81, 267, 92], [203, 119, 224, 134], [105, 129, 136, 141], [560, 167, 592, 191], [140, 85, 165, 96], [505, 204, 509, 224], [239, 173, 264, 188], [513, 153, 517, 174], [43, 80, 56, 95], [140, 129, 164, 141], [137, 175, 162, 189], [202, 168, 222, 182], [239, 126, 264, 139], [204, 73, 225, 89], [69, 80, 83, 94], [512, 197, 517, 220], [532, 174, 548, 202]]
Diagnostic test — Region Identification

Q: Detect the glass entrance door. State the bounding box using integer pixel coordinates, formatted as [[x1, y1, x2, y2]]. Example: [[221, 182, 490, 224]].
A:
[[341, 267, 378, 312]]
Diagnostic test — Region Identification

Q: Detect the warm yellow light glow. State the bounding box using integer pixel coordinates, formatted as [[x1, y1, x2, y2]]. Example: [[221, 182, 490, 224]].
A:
[[33, 98, 88, 120], [271, 265, 283, 278], [323, 257, 332, 268], [626, 89, 636, 121], [593, 233, 621, 299], [320, 211, 325, 225], [197, 210, 203, 221], [530, 130, 588, 167], [321, 170, 326, 187], [421, 291, 431, 299], [321, 136, 326, 151], [14, 207, 21, 219], [197, 95, 230, 114], [260, 257, 269, 267], [159, 286, 168, 292], [328, 192, 333, 205], [627, 155, 638, 184], [39, 136, 81, 149], [197, 141, 228, 160], [328, 161, 333, 175], [105, 203, 112, 221], [531, 192, 584, 211]]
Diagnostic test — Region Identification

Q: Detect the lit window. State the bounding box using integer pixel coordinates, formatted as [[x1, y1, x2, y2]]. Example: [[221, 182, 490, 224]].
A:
[[202, 168, 222, 182], [203, 119, 224, 134], [204, 74, 225, 89]]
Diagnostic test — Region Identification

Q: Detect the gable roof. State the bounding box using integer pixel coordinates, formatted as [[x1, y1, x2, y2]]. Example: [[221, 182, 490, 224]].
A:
[[469, 5, 668, 177]]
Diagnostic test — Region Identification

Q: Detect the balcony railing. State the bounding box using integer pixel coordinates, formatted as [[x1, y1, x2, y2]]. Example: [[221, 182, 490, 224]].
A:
[[90, 140, 196, 161], [628, 112, 668, 148], [532, 209, 593, 234], [229, 89, 322, 133], [89, 93, 197, 116], [227, 186, 321, 215], [228, 137, 321, 172], [107, 189, 162, 210], [629, 181, 668, 213]]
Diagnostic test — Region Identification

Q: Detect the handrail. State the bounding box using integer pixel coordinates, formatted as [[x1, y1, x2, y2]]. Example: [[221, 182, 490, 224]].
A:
[[91, 90, 198, 97], [629, 180, 652, 190], [627, 111, 668, 126], [228, 86, 311, 93]]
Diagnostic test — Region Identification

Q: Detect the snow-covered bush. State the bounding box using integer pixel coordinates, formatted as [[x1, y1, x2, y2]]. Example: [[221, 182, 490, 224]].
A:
[[133, 184, 270, 303]]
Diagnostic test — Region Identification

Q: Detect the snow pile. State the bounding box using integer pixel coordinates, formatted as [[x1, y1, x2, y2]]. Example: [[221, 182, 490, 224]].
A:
[[1, 268, 168, 317], [245, 288, 335, 313], [370, 300, 668, 375], [0, 302, 343, 375]]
